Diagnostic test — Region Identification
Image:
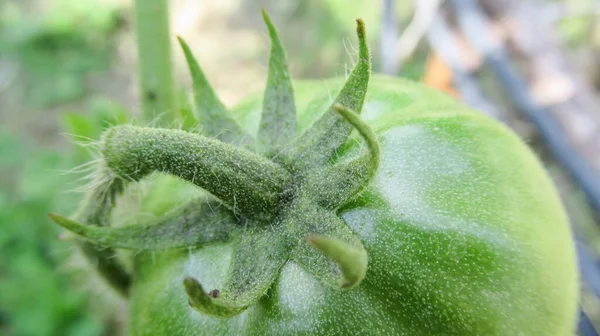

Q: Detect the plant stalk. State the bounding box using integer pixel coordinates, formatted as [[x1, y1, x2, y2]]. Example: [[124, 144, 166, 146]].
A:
[[134, 0, 177, 124]]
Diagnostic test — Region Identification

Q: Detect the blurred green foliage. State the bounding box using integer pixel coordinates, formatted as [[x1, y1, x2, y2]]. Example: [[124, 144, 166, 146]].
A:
[[0, 130, 104, 336], [0, 0, 121, 106], [0, 97, 129, 335], [0, 0, 126, 333]]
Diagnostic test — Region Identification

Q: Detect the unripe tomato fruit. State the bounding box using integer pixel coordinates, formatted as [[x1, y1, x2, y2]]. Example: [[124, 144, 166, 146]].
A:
[[51, 11, 578, 336], [127, 75, 578, 336]]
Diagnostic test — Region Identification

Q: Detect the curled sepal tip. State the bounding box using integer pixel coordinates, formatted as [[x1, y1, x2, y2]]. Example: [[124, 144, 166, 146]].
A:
[[332, 103, 380, 173], [183, 277, 247, 318], [308, 104, 381, 209], [307, 235, 368, 289]]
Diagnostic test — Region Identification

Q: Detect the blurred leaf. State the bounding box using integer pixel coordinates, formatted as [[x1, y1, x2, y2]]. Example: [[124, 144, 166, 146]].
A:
[[0, 132, 106, 336], [0, 131, 25, 167], [0, 0, 121, 107], [63, 114, 97, 142]]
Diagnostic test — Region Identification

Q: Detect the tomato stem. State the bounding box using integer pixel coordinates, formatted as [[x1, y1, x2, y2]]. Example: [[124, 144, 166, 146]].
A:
[[101, 125, 291, 220]]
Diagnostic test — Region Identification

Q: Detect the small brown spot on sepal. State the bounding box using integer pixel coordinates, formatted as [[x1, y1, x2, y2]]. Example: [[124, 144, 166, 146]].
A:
[[209, 289, 220, 298]]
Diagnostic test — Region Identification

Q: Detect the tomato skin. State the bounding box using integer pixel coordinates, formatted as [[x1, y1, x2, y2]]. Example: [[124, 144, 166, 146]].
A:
[[128, 75, 578, 335]]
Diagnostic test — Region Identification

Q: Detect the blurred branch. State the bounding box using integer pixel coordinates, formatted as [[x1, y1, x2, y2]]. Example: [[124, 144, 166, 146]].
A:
[[380, 0, 446, 74], [396, 0, 444, 72], [381, 0, 398, 74], [580, 307, 599, 336], [578, 238, 600, 335], [426, 13, 505, 121], [578, 240, 600, 300], [448, 0, 600, 215], [485, 0, 600, 175]]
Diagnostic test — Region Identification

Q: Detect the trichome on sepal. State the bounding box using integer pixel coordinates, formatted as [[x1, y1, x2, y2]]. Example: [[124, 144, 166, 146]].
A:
[[49, 10, 380, 318]]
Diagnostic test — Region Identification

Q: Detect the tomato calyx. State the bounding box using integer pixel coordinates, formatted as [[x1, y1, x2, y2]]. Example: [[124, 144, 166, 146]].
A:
[[49, 11, 377, 318]]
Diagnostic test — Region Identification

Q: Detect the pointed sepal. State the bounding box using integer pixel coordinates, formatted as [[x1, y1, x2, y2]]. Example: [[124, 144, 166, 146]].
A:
[[257, 9, 297, 155], [286, 18, 371, 170], [287, 203, 368, 290], [184, 226, 290, 317], [177, 36, 253, 148], [49, 201, 238, 250]]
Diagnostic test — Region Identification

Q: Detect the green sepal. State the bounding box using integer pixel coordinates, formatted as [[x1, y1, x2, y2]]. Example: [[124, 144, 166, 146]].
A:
[[177, 36, 254, 148], [49, 200, 238, 250], [184, 277, 247, 317], [285, 19, 371, 170], [308, 104, 381, 209], [307, 234, 367, 289], [257, 9, 297, 155], [101, 125, 291, 220], [52, 15, 380, 313], [70, 176, 131, 297], [287, 203, 367, 290], [184, 225, 290, 317]]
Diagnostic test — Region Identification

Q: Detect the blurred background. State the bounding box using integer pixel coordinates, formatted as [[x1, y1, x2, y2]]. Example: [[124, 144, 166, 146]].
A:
[[2, 0, 600, 335]]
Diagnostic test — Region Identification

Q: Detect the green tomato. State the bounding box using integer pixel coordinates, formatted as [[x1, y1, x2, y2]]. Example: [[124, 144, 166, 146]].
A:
[[125, 75, 578, 336], [51, 11, 578, 336]]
